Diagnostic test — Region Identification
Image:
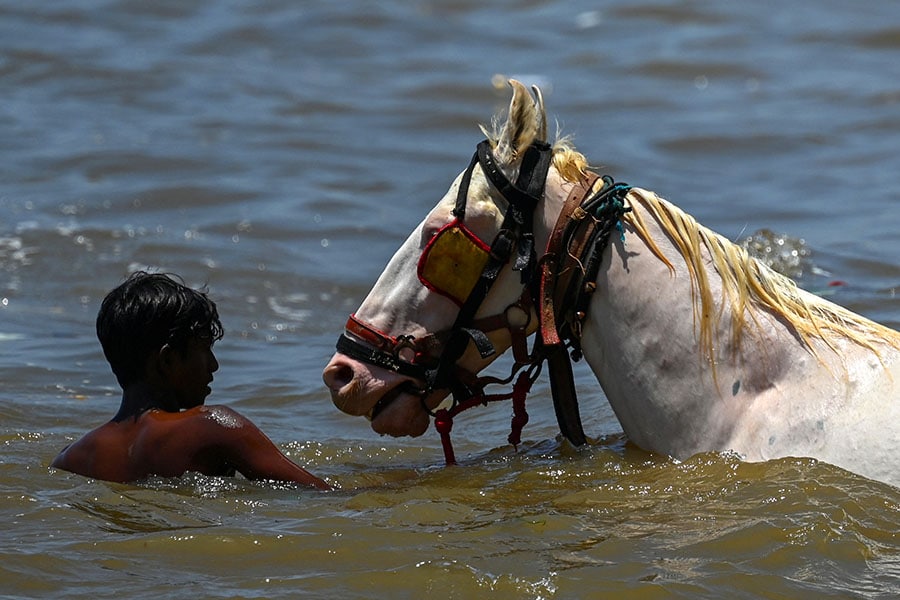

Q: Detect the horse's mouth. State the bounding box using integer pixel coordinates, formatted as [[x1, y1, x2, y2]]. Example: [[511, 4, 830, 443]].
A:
[[369, 382, 436, 438], [366, 381, 425, 421]]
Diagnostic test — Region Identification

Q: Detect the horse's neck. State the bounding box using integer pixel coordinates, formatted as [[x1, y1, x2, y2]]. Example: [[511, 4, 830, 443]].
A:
[[545, 184, 900, 484], [576, 188, 821, 456]]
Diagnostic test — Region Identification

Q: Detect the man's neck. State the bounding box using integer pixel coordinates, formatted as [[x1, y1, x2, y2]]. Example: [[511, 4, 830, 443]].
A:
[[112, 382, 179, 422]]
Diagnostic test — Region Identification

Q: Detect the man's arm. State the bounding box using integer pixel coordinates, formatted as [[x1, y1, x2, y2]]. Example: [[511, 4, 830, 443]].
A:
[[204, 406, 331, 490]]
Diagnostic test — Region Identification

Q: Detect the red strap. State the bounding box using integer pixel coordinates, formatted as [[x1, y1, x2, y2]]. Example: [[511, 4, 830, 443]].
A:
[[434, 366, 538, 465], [506, 370, 533, 449], [434, 409, 457, 465], [346, 314, 397, 350]]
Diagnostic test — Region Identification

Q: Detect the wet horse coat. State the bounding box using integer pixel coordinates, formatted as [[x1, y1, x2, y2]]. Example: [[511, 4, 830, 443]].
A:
[[323, 80, 900, 487]]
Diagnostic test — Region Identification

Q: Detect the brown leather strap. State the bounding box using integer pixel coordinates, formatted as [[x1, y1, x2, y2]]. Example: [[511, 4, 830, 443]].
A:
[[536, 172, 608, 448], [539, 172, 601, 346]]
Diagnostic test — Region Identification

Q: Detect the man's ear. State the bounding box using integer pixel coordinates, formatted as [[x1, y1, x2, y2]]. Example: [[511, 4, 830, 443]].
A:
[[155, 343, 177, 376]]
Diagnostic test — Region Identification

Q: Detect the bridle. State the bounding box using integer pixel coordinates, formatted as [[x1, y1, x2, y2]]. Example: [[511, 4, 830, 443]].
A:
[[336, 139, 631, 464]]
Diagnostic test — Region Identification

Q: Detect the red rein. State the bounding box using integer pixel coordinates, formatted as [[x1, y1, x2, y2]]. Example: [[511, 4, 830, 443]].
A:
[[433, 368, 535, 465]]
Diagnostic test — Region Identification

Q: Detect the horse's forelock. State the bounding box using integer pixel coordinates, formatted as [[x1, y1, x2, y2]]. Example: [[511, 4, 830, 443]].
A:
[[551, 139, 589, 183]]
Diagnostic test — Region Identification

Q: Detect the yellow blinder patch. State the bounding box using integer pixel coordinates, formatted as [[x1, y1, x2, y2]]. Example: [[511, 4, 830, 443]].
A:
[[417, 219, 491, 306]]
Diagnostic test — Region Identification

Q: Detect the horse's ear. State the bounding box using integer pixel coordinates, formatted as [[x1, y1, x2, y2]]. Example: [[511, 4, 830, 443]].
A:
[[493, 79, 540, 165], [532, 84, 548, 142]]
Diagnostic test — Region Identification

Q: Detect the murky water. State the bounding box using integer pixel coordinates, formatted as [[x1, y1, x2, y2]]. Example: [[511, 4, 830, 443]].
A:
[[2, 1, 899, 597]]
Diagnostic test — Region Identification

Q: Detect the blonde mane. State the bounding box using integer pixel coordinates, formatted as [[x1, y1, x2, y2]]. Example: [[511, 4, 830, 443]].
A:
[[622, 190, 900, 363]]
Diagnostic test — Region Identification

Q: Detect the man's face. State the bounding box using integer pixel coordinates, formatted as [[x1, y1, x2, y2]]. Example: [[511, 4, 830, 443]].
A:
[[167, 336, 219, 409]]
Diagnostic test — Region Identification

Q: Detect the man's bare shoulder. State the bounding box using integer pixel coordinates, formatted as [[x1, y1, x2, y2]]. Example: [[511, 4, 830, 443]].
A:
[[198, 405, 250, 429], [143, 405, 245, 425], [143, 405, 258, 441], [131, 406, 258, 478]]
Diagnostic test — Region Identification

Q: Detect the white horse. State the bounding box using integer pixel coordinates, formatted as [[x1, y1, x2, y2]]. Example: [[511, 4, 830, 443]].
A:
[[323, 79, 900, 487]]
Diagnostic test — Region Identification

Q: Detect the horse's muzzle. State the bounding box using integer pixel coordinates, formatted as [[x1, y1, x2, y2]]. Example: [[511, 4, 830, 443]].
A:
[[323, 351, 433, 437]]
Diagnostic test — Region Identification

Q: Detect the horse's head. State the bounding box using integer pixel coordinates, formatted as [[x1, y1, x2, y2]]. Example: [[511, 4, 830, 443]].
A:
[[323, 80, 591, 438]]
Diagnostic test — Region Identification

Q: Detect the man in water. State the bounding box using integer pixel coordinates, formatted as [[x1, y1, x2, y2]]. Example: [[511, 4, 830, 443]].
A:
[[51, 271, 329, 489]]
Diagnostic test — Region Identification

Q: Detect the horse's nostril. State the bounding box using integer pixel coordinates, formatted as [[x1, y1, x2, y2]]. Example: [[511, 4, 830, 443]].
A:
[[324, 363, 354, 391]]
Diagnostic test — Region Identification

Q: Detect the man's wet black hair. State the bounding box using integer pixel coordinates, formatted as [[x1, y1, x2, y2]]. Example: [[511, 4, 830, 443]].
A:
[[96, 271, 224, 388]]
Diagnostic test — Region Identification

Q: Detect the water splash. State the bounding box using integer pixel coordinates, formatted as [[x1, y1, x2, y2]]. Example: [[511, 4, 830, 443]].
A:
[[740, 229, 812, 280]]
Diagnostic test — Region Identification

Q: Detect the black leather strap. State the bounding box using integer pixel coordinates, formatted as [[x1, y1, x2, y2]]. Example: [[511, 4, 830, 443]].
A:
[[336, 334, 426, 380], [545, 342, 587, 446]]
